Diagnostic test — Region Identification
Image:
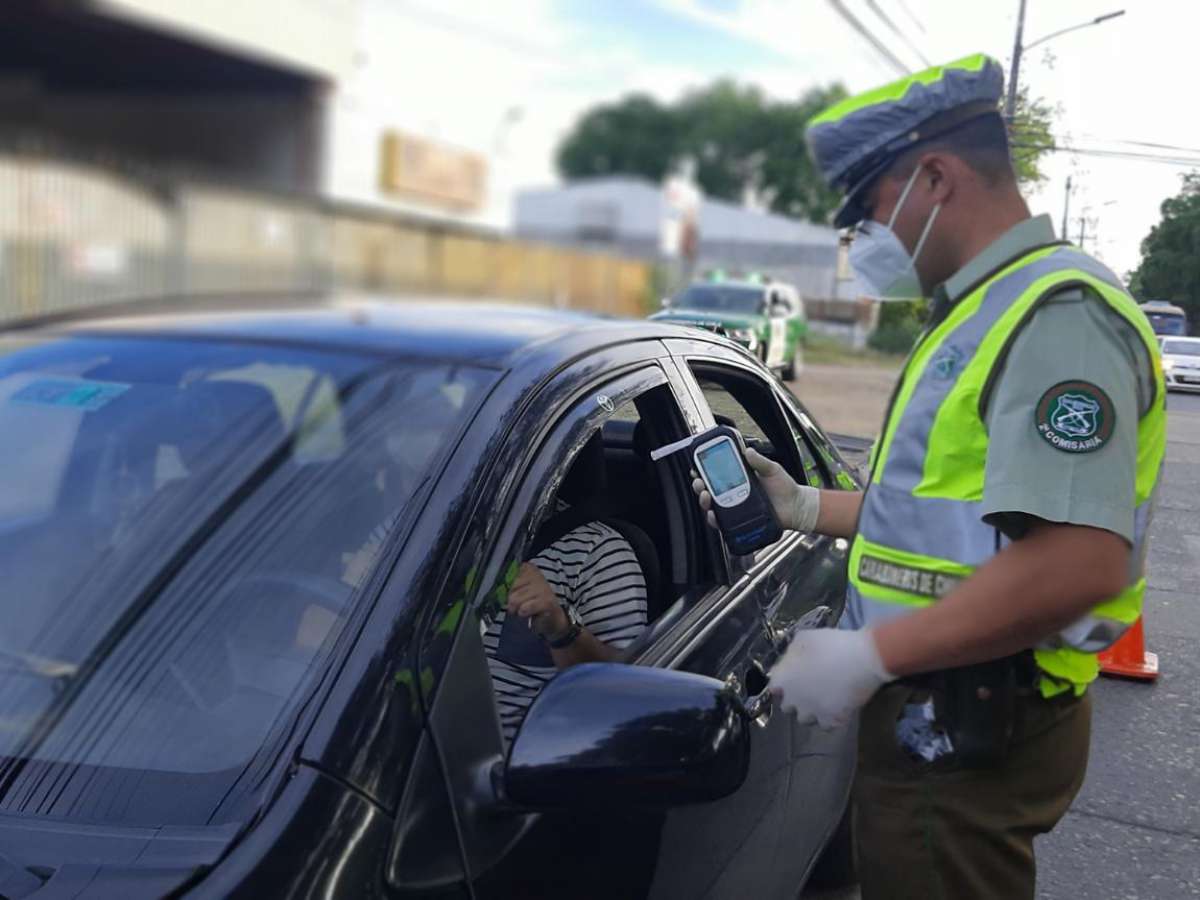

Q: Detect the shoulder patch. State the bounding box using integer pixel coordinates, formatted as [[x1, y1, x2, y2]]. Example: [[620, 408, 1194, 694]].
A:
[[1035, 380, 1115, 453]]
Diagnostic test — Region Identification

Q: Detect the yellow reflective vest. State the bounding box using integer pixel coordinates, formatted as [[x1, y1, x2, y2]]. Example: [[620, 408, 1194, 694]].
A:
[[847, 244, 1166, 697]]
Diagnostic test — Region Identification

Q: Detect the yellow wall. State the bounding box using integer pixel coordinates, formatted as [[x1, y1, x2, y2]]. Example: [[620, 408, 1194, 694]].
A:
[[0, 155, 654, 322]]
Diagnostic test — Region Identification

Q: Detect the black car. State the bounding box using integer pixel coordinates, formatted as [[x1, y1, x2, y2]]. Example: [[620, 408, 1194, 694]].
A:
[[0, 297, 859, 899]]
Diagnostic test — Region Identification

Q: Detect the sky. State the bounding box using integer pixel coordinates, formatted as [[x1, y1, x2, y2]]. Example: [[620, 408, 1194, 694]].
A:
[[371, 0, 1197, 279]]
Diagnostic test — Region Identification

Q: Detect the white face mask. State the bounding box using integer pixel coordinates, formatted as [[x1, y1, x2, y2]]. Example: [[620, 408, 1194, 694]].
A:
[[848, 165, 941, 302]]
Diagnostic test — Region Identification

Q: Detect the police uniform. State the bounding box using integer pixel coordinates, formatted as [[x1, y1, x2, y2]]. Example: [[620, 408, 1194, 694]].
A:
[[806, 55, 1166, 899]]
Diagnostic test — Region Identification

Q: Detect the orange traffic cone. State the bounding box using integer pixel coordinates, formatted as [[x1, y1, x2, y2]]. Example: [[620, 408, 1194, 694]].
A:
[[1098, 617, 1159, 681]]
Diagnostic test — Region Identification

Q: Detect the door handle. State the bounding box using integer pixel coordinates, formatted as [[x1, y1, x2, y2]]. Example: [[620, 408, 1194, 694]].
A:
[[744, 661, 774, 727], [794, 604, 835, 630], [744, 686, 773, 725], [728, 664, 774, 728], [770, 604, 834, 650]]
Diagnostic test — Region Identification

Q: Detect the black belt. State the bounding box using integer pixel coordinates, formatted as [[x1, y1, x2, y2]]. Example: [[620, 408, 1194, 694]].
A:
[[901, 649, 1040, 694]]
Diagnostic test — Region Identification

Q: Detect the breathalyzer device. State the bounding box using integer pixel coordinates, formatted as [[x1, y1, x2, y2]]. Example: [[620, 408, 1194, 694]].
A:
[[652, 425, 783, 555]]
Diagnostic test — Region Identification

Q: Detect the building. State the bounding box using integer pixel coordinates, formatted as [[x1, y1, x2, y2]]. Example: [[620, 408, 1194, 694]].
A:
[[0, 1, 511, 226], [0, 2, 656, 321], [514, 176, 858, 305]]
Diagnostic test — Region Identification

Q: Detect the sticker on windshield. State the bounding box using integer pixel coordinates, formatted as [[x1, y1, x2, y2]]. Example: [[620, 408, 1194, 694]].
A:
[[12, 378, 130, 412]]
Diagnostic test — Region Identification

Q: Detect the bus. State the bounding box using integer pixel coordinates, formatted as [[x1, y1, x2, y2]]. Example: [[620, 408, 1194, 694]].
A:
[[1139, 300, 1189, 337]]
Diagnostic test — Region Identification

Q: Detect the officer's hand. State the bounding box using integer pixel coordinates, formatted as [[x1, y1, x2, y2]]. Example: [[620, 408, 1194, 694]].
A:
[[691, 447, 817, 532], [768, 628, 892, 729], [507, 563, 566, 637]]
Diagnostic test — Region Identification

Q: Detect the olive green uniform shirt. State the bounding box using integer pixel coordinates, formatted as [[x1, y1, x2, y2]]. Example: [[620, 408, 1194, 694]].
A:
[[934, 215, 1154, 545]]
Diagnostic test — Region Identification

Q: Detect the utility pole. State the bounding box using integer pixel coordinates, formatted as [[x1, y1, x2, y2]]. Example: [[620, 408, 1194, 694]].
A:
[[1078, 216, 1087, 249], [1005, 5, 1125, 122], [1061, 175, 1072, 239], [1005, 0, 1028, 121]]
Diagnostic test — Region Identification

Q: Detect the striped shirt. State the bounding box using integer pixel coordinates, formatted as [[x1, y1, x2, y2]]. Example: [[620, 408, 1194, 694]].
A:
[[484, 522, 648, 744]]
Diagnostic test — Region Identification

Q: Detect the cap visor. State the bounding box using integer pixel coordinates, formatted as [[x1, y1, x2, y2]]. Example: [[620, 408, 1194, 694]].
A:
[[833, 156, 893, 229]]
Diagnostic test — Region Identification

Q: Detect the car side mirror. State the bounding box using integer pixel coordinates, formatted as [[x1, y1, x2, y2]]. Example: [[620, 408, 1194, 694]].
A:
[[503, 663, 750, 810]]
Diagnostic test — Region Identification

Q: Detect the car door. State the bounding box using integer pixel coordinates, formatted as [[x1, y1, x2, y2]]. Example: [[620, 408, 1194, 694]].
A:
[[765, 289, 788, 368], [786, 287, 807, 355], [418, 343, 823, 900], [666, 336, 858, 888], [644, 353, 842, 899]]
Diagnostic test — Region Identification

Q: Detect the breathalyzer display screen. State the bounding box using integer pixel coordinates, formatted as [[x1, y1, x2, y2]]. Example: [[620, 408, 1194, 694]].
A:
[[697, 439, 749, 496]]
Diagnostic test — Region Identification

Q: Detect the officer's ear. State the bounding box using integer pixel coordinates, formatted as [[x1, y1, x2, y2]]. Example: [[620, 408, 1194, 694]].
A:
[[915, 151, 956, 206]]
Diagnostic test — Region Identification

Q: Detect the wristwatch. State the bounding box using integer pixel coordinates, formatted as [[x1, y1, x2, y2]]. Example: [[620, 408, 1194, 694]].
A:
[[544, 603, 583, 649]]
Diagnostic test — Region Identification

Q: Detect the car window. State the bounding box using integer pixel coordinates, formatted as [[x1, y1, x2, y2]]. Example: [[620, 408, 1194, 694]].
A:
[[674, 284, 766, 315], [784, 409, 829, 488], [698, 378, 769, 446], [692, 368, 806, 486], [777, 388, 860, 491], [687, 362, 815, 570], [473, 372, 704, 746], [0, 333, 493, 826], [1163, 339, 1200, 356]]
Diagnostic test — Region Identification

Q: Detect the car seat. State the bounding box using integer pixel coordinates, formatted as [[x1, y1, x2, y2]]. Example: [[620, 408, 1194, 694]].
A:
[[532, 431, 664, 619]]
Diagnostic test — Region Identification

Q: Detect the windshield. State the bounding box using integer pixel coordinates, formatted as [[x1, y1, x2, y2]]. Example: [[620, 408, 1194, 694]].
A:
[[1145, 311, 1187, 335], [0, 333, 490, 826], [1164, 339, 1200, 356], [673, 285, 766, 316]]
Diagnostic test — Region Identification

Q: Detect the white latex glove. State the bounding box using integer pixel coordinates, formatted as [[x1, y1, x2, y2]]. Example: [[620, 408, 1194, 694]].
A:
[[691, 446, 820, 533], [768, 628, 892, 729]]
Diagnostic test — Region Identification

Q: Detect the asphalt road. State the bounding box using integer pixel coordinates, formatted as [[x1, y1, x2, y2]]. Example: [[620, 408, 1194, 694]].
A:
[[805, 388, 1200, 900], [1037, 387, 1200, 899]]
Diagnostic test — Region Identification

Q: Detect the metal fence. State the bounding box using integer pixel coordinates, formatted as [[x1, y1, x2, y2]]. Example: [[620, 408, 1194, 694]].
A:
[[0, 147, 654, 324]]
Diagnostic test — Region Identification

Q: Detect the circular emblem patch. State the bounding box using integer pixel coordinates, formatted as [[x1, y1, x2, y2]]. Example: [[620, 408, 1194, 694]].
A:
[[1035, 380, 1115, 453]]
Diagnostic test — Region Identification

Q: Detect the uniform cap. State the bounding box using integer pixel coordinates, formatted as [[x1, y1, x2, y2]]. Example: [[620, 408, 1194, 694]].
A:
[[807, 53, 1005, 228]]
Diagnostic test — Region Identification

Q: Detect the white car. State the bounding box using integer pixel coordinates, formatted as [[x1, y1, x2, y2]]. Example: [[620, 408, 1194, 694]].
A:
[[1162, 336, 1200, 391]]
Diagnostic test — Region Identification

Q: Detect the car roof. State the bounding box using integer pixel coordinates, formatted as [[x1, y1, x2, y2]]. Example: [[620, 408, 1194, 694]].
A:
[[4, 292, 722, 369]]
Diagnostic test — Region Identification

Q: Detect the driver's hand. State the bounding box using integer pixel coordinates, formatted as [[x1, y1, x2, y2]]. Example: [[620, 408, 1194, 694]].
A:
[[507, 563, 567, 637], [691, 447, 808, 531]]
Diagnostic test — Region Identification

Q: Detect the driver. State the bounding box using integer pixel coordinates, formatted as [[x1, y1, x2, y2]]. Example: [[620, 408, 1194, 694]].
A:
[[484, 434, 649, 744]]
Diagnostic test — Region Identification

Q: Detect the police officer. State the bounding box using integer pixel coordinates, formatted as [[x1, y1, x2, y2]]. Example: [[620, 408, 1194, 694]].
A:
[[693, 53, 1164, 899]]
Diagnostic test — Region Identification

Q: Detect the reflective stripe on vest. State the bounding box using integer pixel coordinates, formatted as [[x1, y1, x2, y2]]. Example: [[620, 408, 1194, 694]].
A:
[[847, 245, 1167, 696]]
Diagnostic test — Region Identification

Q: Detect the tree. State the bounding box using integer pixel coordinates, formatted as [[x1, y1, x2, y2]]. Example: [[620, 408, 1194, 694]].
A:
[[757, 85, 849, 223], [674, 80, 772, 204], [1128, 172, 1200, 328], [555, 94, 682, 183], [556, 81, 848, 224], [1008, 87, 1057, 189], [557, 81, 1056, 224]]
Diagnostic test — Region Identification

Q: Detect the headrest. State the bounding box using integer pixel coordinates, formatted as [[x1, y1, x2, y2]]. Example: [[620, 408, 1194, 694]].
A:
[[559, 430, 607, 505]]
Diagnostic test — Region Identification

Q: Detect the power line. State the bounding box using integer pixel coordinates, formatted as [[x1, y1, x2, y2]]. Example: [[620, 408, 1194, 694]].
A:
[[894, 0, 927, 34], [1011, 141, 1200, 167], [826, 0, 911, 75], [1010, 123, 1200, 158], [1078, 133, 1200, 156], [864, 0, 931, 66]]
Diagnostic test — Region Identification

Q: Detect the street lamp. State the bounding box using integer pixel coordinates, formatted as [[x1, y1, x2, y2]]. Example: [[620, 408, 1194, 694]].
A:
[[492, 106, 524, 157], [1024, 10, 1125, 52], [1005, 6, 1125, 119]]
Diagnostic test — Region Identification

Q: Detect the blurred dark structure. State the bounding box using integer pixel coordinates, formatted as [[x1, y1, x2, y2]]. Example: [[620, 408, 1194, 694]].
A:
[[1, 1, 325, 191], [515, 177, 852, 305], [0, 3, 654, 322]]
